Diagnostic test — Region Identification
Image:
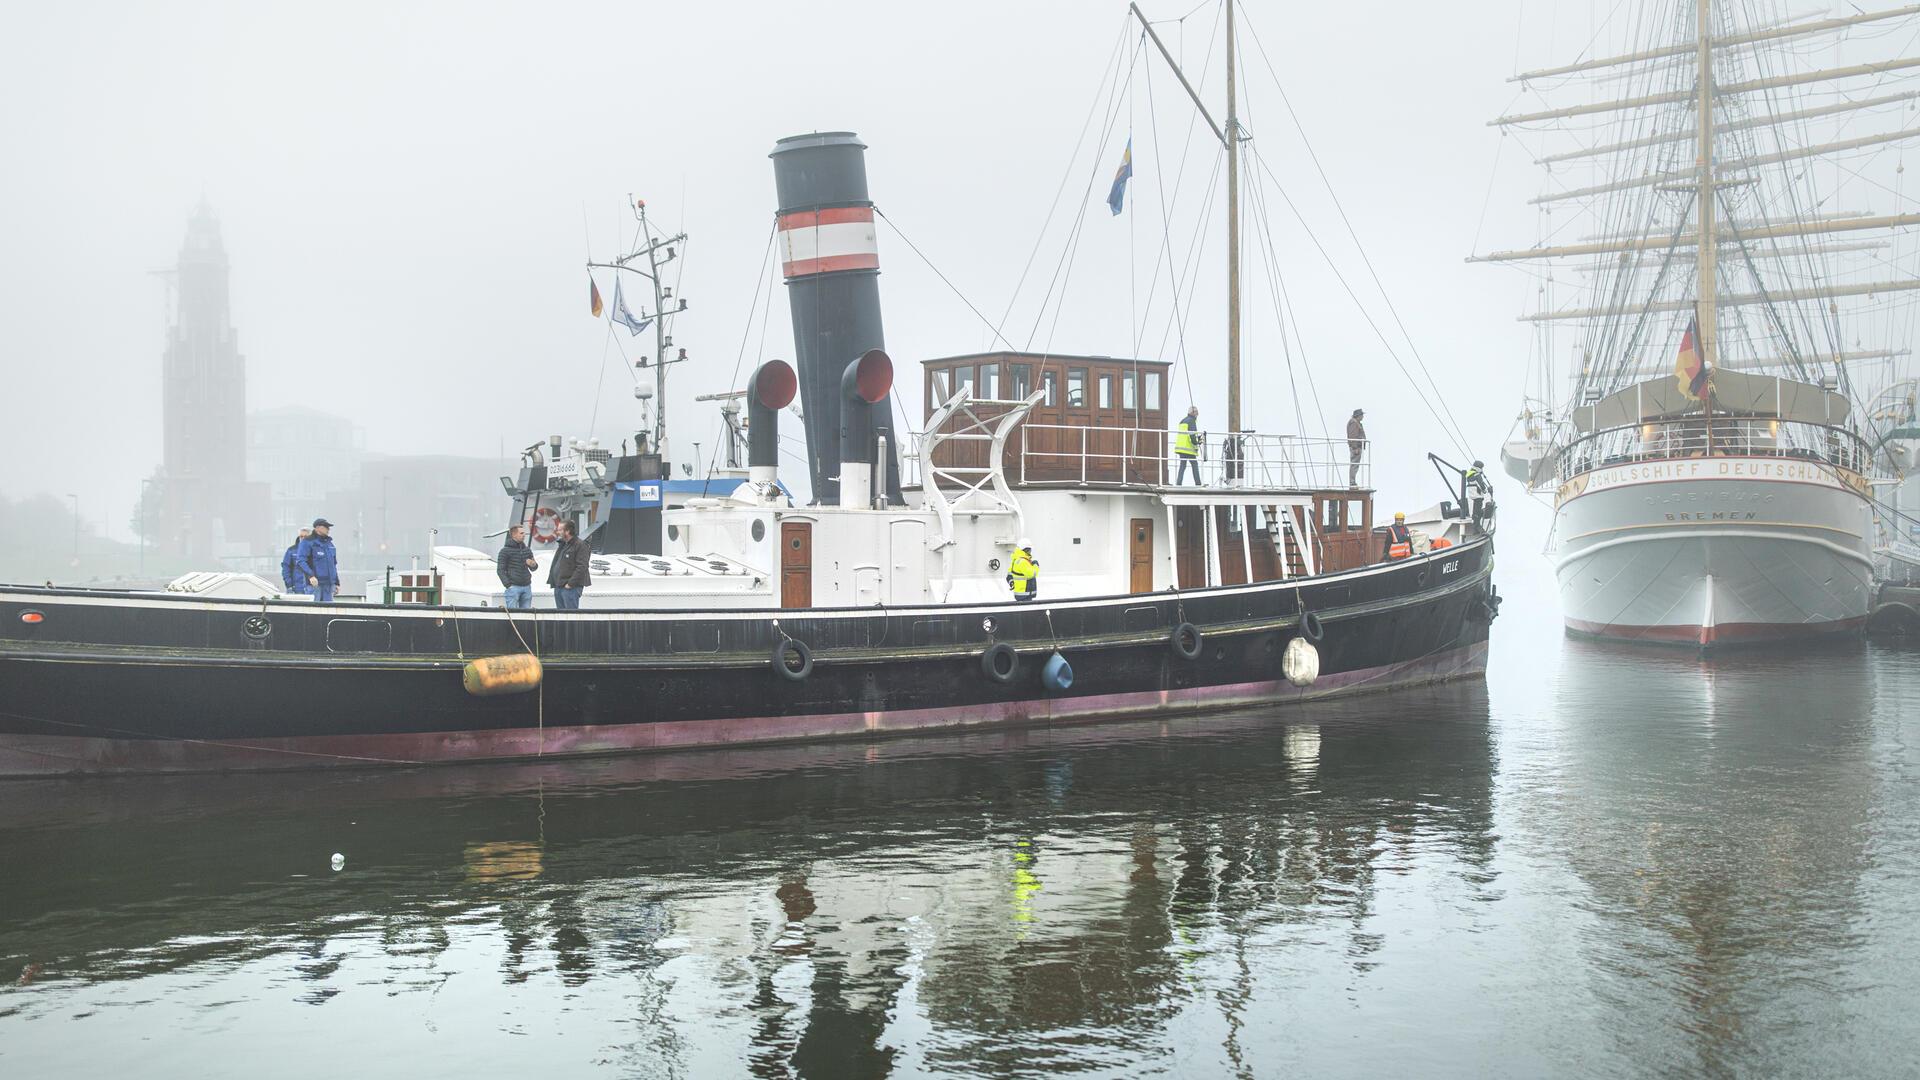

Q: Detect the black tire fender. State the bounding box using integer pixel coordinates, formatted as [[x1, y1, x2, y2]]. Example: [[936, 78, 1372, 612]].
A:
[[774, 639, 813, 681], [1300, 610, 1326, 643], [981, 642, 1019, 683], [1170, 621, 1204, 661]]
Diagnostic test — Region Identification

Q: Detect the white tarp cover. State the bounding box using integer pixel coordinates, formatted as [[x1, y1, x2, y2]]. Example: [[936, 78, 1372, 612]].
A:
[[1573, 372, 1849, 431]]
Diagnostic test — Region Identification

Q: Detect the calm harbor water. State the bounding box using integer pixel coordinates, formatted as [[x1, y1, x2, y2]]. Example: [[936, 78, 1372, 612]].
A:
[[3, 601, 1918, 1077]]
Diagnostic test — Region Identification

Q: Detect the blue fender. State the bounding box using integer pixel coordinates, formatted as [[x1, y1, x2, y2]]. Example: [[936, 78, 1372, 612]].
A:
[[1041, 651, 1074, 692]]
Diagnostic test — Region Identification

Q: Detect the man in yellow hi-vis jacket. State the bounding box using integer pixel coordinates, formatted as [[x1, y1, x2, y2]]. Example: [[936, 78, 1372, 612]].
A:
[[1175, 406, 1202, 485], [1007, 539, 1039, 602]]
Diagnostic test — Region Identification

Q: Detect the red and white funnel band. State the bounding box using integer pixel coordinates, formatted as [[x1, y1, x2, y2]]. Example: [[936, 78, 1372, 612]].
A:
[[777, 206, 879, 278]]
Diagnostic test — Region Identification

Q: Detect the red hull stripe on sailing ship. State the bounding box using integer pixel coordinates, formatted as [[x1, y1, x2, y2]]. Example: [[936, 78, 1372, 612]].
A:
[[778, 206, 880, 278], [1564, 614, 1866, 647]]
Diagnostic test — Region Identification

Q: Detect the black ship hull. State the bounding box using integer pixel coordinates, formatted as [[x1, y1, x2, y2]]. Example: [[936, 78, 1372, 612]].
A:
[[0, 539, 1495, 776]]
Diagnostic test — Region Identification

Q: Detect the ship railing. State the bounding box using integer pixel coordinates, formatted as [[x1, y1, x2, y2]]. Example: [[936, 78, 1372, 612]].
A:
[[1012, 424, 1369, 491], [1555, 418, 1875, 484]]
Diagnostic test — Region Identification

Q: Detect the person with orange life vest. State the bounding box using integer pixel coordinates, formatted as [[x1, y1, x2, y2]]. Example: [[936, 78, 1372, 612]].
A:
[[1383, 511, 1413, 560]]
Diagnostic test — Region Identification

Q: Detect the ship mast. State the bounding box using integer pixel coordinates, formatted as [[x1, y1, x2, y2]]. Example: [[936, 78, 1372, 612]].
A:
[[1131, 0, 1241, 432], [1225, 0, 1241, 434], [587, 199, 688, 456], [1695, 0, 1718, 381]]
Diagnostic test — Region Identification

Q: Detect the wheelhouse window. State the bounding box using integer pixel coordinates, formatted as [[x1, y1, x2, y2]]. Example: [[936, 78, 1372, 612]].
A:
[[1098, 375, 1113, 409], [955, 365, 975, 397], [979, 363, 999, 400], [1010, 363, 1033, 399], [930, 367, 951, 402], [1121, 371, 1137, 411], [1321, 499, 1346, 531], [1042, 370, 1059, 407], [1348, 499, 1366, 531], [1066, 367, 1088, 408], [1145, 371, 1163, 411]]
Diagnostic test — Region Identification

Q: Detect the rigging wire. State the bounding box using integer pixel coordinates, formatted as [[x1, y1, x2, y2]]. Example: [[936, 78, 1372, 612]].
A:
[[875, 209, 1017, 351], [1026, 36, 1144, 357], [1245, 142, 1473, 459], [1237, 8, 1476, 456], [990, 14, 1135, 352]]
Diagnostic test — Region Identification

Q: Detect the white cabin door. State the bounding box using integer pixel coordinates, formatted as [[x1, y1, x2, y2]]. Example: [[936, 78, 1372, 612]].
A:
[[889, 520, 927, 604]]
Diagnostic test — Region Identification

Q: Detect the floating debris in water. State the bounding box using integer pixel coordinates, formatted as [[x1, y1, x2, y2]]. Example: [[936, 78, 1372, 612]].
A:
[[330, 853, 345, 872]]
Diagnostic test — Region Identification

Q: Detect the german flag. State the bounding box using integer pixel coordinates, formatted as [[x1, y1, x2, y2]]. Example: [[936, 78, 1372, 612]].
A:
[[1674, 315, 1710, 401], [589, 277, 604, 318]]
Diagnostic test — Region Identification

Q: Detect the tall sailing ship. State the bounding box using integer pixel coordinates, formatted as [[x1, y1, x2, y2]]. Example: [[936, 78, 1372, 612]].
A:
[[1481, 1, 1919, 647]]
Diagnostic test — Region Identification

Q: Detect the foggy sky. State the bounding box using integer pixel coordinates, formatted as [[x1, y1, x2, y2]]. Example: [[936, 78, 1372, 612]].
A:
[[2, 0, 1910, 564]]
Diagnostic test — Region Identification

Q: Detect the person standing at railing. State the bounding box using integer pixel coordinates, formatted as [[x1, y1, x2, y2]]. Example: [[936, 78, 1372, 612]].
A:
[[1347, 409, 1367, 488], [1175, 406, 1203, 485]]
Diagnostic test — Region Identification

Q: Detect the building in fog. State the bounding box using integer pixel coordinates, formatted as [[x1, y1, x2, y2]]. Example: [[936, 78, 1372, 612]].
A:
[[329, 454, 510, 573], [247, 407, 365, 545], [153, 202, 269, 563]]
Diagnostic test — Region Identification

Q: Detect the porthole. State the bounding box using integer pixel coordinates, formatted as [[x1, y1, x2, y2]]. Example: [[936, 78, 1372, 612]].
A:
[[243, 615, 272, 640], [751, 519, 766, 542], [668, 524, 680, 541], [791, 537, 802, 550]]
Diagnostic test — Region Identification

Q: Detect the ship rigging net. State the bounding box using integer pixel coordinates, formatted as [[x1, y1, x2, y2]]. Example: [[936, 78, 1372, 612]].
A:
[[1478, 0, 1920, 439]]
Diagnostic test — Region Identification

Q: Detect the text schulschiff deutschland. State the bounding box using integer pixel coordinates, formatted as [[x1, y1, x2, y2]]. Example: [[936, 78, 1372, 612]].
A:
[[1559, 456, 1867, 504]]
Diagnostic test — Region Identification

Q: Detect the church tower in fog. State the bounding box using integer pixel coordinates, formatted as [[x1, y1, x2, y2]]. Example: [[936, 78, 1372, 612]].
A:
[[156, 202, 266, 561]]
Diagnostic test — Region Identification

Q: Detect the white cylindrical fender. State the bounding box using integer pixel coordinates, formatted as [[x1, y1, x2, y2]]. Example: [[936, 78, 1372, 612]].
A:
[[1283, 638, 1319, 687]]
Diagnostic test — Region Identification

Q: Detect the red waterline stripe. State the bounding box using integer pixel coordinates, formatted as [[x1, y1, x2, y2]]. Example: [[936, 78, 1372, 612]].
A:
[[1564, 615, 1865, 647]]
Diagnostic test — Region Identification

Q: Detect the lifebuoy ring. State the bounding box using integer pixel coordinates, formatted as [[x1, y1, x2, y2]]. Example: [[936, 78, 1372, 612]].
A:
[[1300, 610, 1326, 643], [1170, 622, 1203, 661], [530, 507, 560, 543], [981, 642, 1019, 683], [773, 639, 813, 681]]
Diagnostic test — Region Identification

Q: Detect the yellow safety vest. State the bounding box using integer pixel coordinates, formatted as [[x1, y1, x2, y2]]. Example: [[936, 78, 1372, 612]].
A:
[[1175, 418, 1198, 457], [1008, 552, 1038, 595]]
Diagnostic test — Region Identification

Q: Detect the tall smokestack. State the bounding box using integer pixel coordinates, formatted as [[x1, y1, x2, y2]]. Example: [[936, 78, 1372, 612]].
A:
[[770, 131, 903, 506], [747, 359, 796, 486]]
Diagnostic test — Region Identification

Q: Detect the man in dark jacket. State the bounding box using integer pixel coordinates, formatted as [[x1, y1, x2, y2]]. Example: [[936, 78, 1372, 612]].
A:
[[1346, 408, 1367, 488], [496, 524, 537, 609], [295, 518, 342, 602], [546, 519, 591, 609], [281, 528, 311, 594]]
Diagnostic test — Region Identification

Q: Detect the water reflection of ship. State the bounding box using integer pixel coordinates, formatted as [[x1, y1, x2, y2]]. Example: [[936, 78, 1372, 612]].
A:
[[0, 686, 1494, 1068], [1541, 638, 1883, 1074]]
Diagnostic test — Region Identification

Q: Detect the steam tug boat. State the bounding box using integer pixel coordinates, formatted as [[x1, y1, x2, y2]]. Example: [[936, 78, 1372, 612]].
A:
[[0, 126, 1498, 776]]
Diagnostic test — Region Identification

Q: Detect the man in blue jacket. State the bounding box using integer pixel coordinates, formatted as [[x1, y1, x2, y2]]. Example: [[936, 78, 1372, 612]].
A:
[[280, 528, 312, 594], [295, 518, 342, 602]]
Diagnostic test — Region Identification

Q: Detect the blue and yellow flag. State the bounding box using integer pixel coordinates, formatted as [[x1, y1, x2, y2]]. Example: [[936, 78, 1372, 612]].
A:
[[1107, 139, 1132, 216]]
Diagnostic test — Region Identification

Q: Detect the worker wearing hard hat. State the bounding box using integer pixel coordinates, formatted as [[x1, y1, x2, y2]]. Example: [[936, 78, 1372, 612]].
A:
[[1384, 511, 1413, 560], [1007, 539, 1039, 602]]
